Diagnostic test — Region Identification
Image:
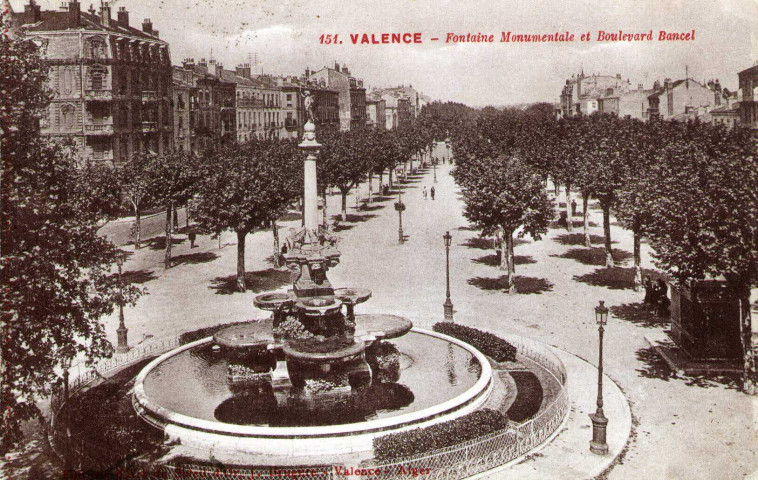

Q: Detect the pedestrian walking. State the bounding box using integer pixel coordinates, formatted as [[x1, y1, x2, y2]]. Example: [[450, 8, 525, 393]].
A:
[[655, 279, 670, 316], [422, 186, 428, 200], [643, 276, 653, 303], [188, 231, 197, 249], [571, 199, 577, 217], [430, 186, 436, 200]]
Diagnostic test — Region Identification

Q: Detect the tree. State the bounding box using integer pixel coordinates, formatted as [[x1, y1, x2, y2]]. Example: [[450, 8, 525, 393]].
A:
[[454, 155, 553, 294], [574, 114, 625, 266], [319, 129, 372, 221], [144, 151, 197, 269], [192, 140, 301, 292], [1, 28, 141, 452], [119, 154, 153, 249], [615, 118, 659, 290], [643, 120, 758, 393]]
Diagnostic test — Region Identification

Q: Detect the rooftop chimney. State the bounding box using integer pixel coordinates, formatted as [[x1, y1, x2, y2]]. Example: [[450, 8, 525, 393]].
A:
[[236, 64, 251, 79], [141, 18, 152, 35], [68, 0, 80, 26], [334, 62, 340, 72], [100, 2, 110, 28], [87, 3, 95, 15], [24, 0, 42, 23], [342, 66, 349, 74], [183, 58, 195, 70], [305, 67, 310, 77], [117, 6, 128, 27]]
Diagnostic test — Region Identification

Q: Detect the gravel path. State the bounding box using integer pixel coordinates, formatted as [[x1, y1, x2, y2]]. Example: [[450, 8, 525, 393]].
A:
[[95, 148, 757, 480]]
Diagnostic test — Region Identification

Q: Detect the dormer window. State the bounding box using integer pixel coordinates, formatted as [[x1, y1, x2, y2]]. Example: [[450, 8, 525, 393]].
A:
[[87, 38, 107, 59]]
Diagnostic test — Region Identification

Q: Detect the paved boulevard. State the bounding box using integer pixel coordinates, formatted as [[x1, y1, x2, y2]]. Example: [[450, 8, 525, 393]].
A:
[[99, 151, 757, 480]]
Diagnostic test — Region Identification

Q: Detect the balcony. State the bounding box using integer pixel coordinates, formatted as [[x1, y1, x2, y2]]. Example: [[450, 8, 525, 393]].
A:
[[85, 90, 113, 101], [141, 91, 158, 102], [141, 121, 158, 132], [84, 123, 114, 135], [238, 98, 264, 108]]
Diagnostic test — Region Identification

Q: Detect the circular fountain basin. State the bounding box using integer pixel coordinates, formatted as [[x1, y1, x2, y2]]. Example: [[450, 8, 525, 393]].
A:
[[334, 287, 372, 305], [282, 338, 365, 363], [133, 328, 493, 458], [355, 314, 413, 340], [253, 292, 294, 311], [295, 296, 343, 316], [213, 319, 275, 349]]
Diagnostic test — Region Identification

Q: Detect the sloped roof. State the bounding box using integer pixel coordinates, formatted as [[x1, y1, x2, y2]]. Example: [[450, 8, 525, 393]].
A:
[[16, 8, 163, 42]]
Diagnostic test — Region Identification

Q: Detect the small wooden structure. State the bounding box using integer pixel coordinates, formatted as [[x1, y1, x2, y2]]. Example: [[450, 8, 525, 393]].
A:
[[670, 279, 742, 361]]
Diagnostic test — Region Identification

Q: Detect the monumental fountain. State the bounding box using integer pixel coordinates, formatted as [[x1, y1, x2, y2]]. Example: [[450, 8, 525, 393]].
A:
[[132, 95, 493, 459]]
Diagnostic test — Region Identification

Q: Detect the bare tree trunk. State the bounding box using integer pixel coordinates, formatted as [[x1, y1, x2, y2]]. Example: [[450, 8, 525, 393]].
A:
[[633, 226, 641, 291], [322, 192, 328, 226], [603, 206, 614, 267], [272, 219, 280, 268], [173, 203, 179, 230], [739, 291, 757, 394], [185, 202, 190, 228], [499, 234, 507, 271], [301, 195, 305, 227], [565, 182, 573, 232], [133, 202, 141, 249], [236, 230, 247, 292], [388, 168, 393, 189], [506, 232, 516, 295], [341, 190, 348, 221], [164, 202, 173, 269], [583, 193, 592, 248], [368, 172, 373, 203], [727, 275, 757, 394]]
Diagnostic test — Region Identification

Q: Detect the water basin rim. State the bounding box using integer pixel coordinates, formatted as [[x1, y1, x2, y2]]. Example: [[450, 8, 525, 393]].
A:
[[133, 327, 492, 437]]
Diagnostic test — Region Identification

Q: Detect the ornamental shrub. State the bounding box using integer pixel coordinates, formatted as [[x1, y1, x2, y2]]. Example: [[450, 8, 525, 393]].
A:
[[273, 317, 314, 340], [373, 409, 508, 461], [433, 323, 517, 362]]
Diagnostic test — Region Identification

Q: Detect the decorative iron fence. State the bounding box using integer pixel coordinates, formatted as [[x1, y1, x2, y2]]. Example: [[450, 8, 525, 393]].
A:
[[49, 332, 569, 480]]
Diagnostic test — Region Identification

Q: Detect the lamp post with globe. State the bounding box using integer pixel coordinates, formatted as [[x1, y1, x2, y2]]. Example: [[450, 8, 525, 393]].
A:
[[590, 300, 610, 455], [443, 231, 454, 321]]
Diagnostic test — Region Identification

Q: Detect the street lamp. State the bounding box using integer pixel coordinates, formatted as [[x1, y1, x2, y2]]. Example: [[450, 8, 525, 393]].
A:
[[394, 193, 405, 244], [443, 231, 454, 321], [115, 251, 129, 353], [590, 300, 610, 455], [61, 355, 71, 401]]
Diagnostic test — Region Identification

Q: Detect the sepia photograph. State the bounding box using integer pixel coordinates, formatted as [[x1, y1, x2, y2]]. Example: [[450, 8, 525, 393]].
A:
[[1, 0, 757, 478]]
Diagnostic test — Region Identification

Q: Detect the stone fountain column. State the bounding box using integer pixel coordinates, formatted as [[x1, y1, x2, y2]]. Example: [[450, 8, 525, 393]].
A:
[[301, 121, 320, 232], [282, 114, 341, 299]]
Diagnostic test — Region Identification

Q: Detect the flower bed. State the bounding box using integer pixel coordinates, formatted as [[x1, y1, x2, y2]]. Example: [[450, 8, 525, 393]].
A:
[[433, 323, 517, 362], [373, 409, 508, 461]]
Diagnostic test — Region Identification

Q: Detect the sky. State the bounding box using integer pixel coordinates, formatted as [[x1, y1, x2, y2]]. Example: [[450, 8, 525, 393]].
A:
[[10, 0, 758, 106]]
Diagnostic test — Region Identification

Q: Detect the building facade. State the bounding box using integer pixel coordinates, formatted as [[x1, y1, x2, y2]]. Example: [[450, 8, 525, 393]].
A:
[[738, 64, 758, 135], [172, 66, 196, 153], [366, 96, 386, 129], [308, 62, 365, 131], [647, 78, 718, 121], [14, 0, 173, 165]]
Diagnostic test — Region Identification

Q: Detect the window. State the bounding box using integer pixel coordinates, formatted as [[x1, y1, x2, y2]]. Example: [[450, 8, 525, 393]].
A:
[[61, 104, 76, 127], [88, 38, 106, 59], [91, 70, 104, 90]]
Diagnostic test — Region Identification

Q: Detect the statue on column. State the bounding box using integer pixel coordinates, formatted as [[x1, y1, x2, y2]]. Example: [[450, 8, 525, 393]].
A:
[[302, 90, 316, 124]]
